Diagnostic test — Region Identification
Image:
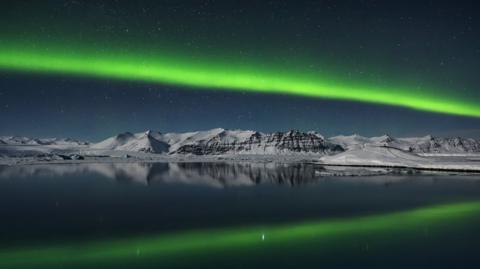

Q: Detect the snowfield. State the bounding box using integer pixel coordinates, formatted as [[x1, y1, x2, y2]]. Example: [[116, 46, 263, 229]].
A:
[[318, 146, 480, 172]]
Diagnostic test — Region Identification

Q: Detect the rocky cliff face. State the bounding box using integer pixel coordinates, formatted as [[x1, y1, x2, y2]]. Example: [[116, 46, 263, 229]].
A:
[[172, 130, 344, 155]]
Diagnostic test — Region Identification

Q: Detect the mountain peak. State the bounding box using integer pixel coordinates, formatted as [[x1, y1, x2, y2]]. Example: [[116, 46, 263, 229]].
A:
[[380, 134, 394, 142], [94, 130, 168, 153], [211, 127, 226, 133]]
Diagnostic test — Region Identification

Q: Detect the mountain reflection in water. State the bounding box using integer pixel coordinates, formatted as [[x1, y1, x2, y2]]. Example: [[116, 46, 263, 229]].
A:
[[0, 162, 470, 188], [0, 162, 330, 187]]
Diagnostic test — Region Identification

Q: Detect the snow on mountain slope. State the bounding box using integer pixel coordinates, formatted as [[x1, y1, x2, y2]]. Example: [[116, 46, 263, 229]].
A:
[[92, 131, 169, 153], [0, 136, 41, 145], [92, 132, 135, 149], [328, 134, 375, 150], [396, 135, 480, 153], [162, 128, 241, 153], [0, 136, 88, 146], [327, 134, 480, 153]]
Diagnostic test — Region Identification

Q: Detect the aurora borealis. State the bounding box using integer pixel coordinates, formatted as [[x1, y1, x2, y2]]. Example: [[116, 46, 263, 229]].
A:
[[1, 200, 479, 268], [0, 42, 479, 118], [1, 0, 480, 139]]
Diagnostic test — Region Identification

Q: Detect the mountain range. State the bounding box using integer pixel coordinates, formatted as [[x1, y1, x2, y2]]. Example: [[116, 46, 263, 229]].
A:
[[91, 129, 343, 155], [2, 129, 480, 155]]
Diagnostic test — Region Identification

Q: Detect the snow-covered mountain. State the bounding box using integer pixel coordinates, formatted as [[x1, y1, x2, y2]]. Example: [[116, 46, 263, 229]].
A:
[[328, 134, 385, 150], [92, 131, 169, 153], [329, 134, 480, 153], [92, 129, 344, 155], [392, 135, 480, 153], [0, 136, 43, 145], [169, 129, 344, 155], [0, 136, 89, 146]]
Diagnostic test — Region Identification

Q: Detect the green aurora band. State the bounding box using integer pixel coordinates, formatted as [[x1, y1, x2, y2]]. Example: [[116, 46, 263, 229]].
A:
[[1, 200, 480, 268], [0, 43, 479, 117]]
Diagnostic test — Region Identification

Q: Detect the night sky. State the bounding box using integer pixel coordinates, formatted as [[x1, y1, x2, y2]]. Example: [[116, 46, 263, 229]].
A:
[[1, 0, 480, 141]]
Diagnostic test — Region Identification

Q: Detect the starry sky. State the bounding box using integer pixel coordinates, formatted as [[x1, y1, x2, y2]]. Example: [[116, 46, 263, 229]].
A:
[[1, 0, 480, 141]]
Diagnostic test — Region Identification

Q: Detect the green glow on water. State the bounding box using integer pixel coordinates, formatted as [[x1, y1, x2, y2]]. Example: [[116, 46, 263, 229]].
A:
[[0, 43, 479, 117], [1, 201, 479, 268]]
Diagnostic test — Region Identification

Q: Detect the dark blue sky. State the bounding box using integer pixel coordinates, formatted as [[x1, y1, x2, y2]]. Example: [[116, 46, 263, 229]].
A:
[[1, 72, 480, 142], [1, 0, 480, 141]]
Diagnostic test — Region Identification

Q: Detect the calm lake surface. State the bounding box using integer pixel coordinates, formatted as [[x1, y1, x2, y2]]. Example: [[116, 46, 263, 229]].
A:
[[1, 162, 480, 268]]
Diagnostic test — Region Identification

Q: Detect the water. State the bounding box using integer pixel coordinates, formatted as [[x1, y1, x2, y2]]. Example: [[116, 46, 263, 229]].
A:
[[1, 162, 480, 268]]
